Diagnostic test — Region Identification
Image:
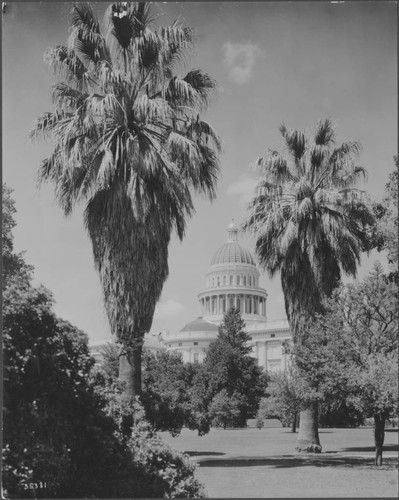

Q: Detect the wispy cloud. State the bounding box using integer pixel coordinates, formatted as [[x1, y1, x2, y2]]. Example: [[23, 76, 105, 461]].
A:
[[222, 41, 263, 85], [226, 172, 258, 205], [154, 299, 184, 320]]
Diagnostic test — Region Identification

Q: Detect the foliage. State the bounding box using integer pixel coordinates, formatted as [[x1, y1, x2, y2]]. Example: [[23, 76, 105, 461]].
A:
[[127, 421, 205, 498], [191, 308, 266, 428], [94, 343, 204, 435], [370, 157, 398, 280], [208, 389, 241, 429], [2, 279, 160, 498], [256, 368, 304, 430], [31, 1, 221, 397], [243, 118, 374, 339], [141, 350, 199, 436], [255, 415, 265, 430], [294, 264, 398, 462], [2, 184, 33, 289], [318, 400, 365, 428]]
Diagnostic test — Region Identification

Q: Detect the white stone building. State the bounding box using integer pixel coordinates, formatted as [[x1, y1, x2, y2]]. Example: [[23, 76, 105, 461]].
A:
[[162, 221, 291, 371]]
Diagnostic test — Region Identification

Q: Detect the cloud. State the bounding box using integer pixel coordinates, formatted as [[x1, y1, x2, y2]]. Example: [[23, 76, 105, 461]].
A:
[[154, 299, 184, 320], [222, 41, 263, 85], [226, 172, 258, 205]]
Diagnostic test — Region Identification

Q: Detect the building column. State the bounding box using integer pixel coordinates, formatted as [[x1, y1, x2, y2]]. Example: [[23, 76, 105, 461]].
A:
[[260, 342, 267, 369]]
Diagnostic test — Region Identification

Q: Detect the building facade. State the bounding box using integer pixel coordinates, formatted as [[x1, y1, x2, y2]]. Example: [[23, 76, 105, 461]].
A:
[[162, 221, 291, 372]]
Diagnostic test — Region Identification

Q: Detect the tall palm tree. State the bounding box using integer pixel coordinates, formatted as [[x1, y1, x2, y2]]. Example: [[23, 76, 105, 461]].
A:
[[31, 2, 221, 398], [243, 119, 373, 451]]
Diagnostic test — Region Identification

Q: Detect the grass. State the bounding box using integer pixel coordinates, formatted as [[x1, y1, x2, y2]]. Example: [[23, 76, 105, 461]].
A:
[[160, 426, 398, 498]]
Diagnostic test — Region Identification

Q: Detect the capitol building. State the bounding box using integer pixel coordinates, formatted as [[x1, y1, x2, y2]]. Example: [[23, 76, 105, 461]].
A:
[[148, 221, 291, 372], [91, 221, 291, 372]]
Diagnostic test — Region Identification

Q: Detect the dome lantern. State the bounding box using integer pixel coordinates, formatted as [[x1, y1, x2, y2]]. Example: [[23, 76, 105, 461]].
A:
[[227, 219, 238, 242]]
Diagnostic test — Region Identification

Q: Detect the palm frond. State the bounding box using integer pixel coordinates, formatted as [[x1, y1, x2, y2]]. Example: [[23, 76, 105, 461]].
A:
[[182, 69, 218, 110], [314, 118, 335, 146]]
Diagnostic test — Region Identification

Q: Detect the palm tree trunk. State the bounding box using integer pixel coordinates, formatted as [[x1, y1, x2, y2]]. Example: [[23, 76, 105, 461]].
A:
[[119, 345, 142, 398], [296, 402, 322, 453], [374, 413, 385, 466]]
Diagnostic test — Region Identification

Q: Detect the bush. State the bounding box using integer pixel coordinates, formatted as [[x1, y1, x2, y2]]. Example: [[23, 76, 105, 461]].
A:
[[91, 367, 206, 498], [128, 421, 205, 498]]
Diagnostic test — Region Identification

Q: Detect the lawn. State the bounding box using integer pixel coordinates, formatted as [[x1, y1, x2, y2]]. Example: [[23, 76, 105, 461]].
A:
[[160, 426, 398, 498]]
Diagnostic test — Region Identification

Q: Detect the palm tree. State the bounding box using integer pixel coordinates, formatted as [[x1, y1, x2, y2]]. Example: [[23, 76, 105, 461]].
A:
[[243, 119, 373, 451], [31, 2, 221, 398]]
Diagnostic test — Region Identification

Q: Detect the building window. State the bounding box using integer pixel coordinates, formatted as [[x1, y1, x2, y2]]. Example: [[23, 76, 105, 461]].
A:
[[193, 352, 199, 363], [249, 276, 252, 286], [243, 276, 246, 286], [230, 275, 233, 285], [271, 333, 275, 338], [236, 275, 240, 285], [237, 297, 241, 311], [194, 342, 198, 346], [178, 342, 182, 346], [223, 276, 227, 285], [217, 277, 220, 286]]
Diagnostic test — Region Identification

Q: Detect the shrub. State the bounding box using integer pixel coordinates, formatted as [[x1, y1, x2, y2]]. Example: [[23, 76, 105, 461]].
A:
[[91, 368, 206, 498], [128, 421, 206, 498]]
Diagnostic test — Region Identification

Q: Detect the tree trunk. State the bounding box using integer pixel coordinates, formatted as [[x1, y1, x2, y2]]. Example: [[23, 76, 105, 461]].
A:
[[296, 402, 322, 453], [374, 413, 385, 466], [119, 345, 142, 398], [291, 411, 298, 433]]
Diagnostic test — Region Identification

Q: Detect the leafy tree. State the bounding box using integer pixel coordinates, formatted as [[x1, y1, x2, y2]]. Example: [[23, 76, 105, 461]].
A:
[[370, 158, 398, 281], [257, 368, 304, 432], [141, 350, 196, 436], [192, 308, 265, 428], [31, 2, 221, 398], [244, 119, 374, 452], [3, 277, 166, 498], [93, 343, 204, 436], [208, 389, 241, 429], [295, 264, 398, 465], [2, 185, 33, 289], [318, 400, 365, 428]]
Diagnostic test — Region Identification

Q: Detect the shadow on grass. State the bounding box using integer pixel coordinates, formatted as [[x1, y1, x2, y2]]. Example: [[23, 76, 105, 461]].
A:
[[184, 451, 226, 457], [343, 445, 398, 452], [385, 429, 398, 433], [196, 455, 398, 470]]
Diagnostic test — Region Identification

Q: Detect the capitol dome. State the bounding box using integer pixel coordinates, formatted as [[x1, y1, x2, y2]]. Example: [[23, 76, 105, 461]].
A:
[[161, 219, 291, 371], [210, 221, 256, 266]]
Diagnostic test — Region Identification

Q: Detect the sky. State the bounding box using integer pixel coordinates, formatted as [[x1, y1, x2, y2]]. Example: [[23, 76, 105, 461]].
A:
[[2, 1, 397, 345]]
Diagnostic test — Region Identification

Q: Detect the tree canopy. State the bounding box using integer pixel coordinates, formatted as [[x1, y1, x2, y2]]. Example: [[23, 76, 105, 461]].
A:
[[294, 264, 398, 465]]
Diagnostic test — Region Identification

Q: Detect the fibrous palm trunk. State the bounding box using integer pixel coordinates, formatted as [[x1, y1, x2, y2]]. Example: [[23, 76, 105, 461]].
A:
[[282, 265, 324, 453], [85, 187, 170, 399], [119, 347, 143, 398], [296, 402, 322, 452]]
